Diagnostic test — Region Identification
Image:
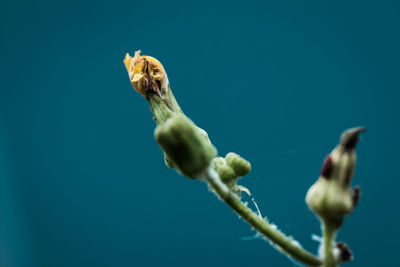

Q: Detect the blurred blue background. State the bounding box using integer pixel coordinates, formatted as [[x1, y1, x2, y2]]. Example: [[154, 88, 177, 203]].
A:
[[1, 0, 399, 266]]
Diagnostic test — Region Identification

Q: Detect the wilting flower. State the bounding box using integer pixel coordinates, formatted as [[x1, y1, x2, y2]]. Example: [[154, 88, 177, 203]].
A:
[[124, 50, 215, 176], [124, 50, 169, 99]]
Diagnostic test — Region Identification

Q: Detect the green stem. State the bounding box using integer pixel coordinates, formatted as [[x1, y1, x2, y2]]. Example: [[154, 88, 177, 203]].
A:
[[322, 222, 337, 267], [147, 90, 183, 125], [199, 165, 322, 267], [148, 95, 174, 125]]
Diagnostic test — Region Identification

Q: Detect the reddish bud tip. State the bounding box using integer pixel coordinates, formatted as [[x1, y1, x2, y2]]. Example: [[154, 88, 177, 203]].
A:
[[321, 155, 334, 179], [336, 242, 353, 262], [352, 186, 361, 208]]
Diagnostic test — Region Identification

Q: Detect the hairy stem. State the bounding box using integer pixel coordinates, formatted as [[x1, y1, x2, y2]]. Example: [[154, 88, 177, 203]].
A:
[[199, 165, 322, 267]]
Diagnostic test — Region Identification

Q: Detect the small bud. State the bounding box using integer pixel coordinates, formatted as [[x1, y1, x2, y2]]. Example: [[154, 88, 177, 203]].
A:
[[335, 242, 353, 262], [213, 157, 226, 171], [155, 114, 217, 178], [306, 127, 365, 228], [218, 165, 237, 183], [225, 152, 251, 177]]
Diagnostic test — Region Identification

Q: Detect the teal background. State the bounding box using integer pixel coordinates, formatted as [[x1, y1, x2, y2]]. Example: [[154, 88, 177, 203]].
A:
[[1, 0, 399, 266]]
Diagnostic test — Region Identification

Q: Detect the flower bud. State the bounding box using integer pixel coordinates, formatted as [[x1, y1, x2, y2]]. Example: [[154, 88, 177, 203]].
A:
[[218, 165, 237, 183], [155, 114, 217, 178], [225, 152, 251, 177], [306, 127, 365, 228], [213, 157, 226, 171], [335, 242, 353, 262]]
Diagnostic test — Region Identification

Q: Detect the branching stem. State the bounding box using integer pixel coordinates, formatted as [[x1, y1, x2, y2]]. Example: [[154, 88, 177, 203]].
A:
[[199, 165, 322, 267], [124, 51, 363, 267]]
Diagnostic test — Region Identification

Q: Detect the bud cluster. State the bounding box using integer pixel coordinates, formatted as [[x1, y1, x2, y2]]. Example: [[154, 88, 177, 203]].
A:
[[213, 152, 251, 194]]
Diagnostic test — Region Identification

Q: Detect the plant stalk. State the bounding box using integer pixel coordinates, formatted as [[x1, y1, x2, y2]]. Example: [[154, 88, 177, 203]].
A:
[[199, 165, 322, 267], [322, 222, 337, 267]]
